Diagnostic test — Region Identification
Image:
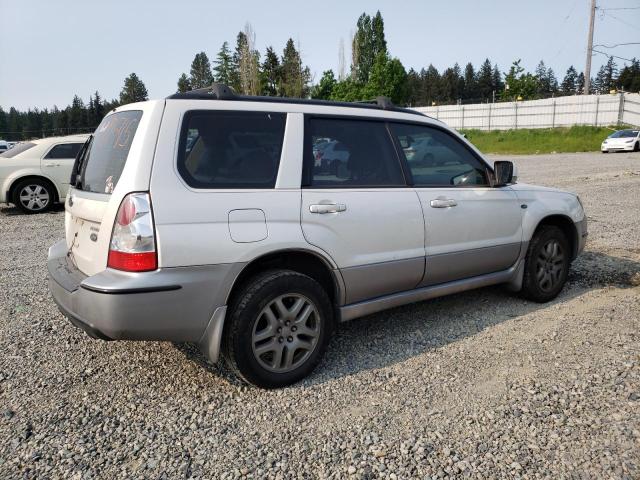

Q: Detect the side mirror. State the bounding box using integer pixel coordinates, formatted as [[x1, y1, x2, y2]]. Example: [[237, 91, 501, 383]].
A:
[[493, 161, 514, 186]]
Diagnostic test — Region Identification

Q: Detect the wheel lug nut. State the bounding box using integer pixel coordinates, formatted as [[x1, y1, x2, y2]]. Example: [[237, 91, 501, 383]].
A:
[[287, 336, 293, 342], [278, 337, 284, 343], [285, 321, 290, 326], [277, 327, 282, 333], [291, 326, 297, 332]]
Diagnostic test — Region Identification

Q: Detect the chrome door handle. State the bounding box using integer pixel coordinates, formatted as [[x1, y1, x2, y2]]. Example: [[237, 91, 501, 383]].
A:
[[43, 163, 60, 167], [309, 203, 347, 214], [430, 198, 457, 208]]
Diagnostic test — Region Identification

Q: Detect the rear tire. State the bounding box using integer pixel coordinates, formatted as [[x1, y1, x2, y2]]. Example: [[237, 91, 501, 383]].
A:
[[12, 178, 55, 214], [520, 225, 570, 303], [222, 269, 334, 388]]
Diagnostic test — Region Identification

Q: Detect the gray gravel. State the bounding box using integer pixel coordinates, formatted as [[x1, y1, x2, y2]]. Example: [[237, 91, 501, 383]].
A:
[[1, 151, 639, 479]]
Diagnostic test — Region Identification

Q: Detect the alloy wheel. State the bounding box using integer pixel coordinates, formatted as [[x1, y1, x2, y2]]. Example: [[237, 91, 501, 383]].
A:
[[19, 184, 50, 212], [535, 239, 565, 292], [251, 293, 321, 373]]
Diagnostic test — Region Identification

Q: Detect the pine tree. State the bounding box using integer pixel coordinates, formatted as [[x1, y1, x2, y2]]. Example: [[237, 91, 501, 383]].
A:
[[546, 68, 558, 94], [237, 23, 260, 95], [119, 73, 148, 105], [535, 60, 549, 96], [261, 46, 281, 96], [231, 32, 247, 92], [463, 62, 477, 100], [561, 66, 578, 94], [423, 64, 441, 105], [576, 72, 586, 94], [617, 58, 640, 92], [280, 38, 310, 98], [371, 11, 387, 61], [69, 95, 86, 130], [177, 73, 191, 93], [476, 59, 493, 101], [189, 52, 214, 89], [352, 13, 373, 83], [213, 42, 233, 84], [492, 64, 503, 95], [602, 57, 618, 93]]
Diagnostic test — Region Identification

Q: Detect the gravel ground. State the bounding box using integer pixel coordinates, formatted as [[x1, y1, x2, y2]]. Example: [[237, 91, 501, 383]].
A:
[[1, 151, 639, 479]]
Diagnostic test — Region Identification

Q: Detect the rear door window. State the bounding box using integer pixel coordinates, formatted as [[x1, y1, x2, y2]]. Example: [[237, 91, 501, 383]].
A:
[[304, 118, 405, 188], [44, 143, 83, 159], [1, 142, 36, 158], [77, 110, 142, 194], [177, 111, 286, 189]]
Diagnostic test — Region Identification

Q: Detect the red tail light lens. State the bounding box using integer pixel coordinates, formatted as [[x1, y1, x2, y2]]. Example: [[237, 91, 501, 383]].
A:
[[107, 193, 157, 272]]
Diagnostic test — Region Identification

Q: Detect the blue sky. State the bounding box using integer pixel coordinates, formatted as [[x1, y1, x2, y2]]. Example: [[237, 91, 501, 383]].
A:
[[1, 0, 638, 110]]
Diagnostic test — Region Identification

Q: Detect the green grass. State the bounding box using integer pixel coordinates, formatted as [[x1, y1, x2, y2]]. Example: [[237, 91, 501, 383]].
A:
[[461, 126, 617, 155]]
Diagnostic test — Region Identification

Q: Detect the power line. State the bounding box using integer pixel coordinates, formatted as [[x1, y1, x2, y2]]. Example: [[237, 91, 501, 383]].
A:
[[600, 7, 640, 10], [592, 49, 636, 63], [593, 42, 640, 48], [603, 11, 640, 31]]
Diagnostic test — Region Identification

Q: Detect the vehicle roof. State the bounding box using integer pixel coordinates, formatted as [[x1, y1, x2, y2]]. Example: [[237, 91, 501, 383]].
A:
[[30, 134, 90, 145]]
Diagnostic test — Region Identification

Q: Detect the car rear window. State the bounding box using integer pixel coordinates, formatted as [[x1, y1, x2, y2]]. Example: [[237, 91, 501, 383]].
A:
[[177, 111, 286, 189], [0, 142, 36, 158], [77, 110, 142, 194], [45, 142, 84, 159]]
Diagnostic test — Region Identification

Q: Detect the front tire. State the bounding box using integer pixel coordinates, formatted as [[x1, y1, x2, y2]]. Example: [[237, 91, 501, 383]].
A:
[[520, 226, 570, 303], [222, 270, 334, 388], [634, 142, 639, 152], [12, 178, 54, 214]]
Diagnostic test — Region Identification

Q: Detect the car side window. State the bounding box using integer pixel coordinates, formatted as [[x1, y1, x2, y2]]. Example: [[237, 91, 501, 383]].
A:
[[45, 143, 83, 159], [305, 118, 405, 188], [390, 123, 489, 187], [177, 111, 286, 189]]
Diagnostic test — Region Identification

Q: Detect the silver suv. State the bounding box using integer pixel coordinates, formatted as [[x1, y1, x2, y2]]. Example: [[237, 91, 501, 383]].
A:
[[48, 85, 587, 388]]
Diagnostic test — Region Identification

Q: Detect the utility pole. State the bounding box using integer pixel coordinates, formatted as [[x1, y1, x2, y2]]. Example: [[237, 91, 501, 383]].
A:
[[584, 0, 596, 95]]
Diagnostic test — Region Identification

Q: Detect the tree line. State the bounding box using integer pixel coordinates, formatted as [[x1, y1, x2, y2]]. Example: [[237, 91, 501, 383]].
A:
[[2, 10, 640, 141]]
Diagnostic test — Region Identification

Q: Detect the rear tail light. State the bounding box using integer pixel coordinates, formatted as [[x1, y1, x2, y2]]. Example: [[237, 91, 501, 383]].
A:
[[107, 192, 157, 272]]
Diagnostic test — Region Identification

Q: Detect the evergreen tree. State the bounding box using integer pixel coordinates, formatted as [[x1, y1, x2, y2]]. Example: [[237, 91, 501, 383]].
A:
[[576, 72, 586, 94], [492, 64, 504, 94], [189, 52, 214, 89], [261, 46, 281, 96], [406, 68, 423, 106], [617, 58, 640, 92], [423, 64, 441, 105], [119, 73, 148, 105], [69, 95, 86, 130], [280, 38, 311, 98], [463, 62, 477, 100], [177, 73, 191, 93], [546, 68, 558, 94], [602, 57, 618, 93], [213, 41, 233, 84], [535, 60, 550, 96], [237, 23, 261, 95], [476, 59, 493, 101], [561, 66, 578, 94]]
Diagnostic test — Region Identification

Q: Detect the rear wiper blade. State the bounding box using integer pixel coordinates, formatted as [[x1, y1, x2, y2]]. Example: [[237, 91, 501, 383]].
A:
[[70, 134, 93, 189]]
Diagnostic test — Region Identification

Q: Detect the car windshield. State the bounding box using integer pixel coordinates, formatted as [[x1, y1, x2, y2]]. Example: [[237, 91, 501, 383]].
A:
[[609, 130, 638, 138], [0, 142, 36, 158]]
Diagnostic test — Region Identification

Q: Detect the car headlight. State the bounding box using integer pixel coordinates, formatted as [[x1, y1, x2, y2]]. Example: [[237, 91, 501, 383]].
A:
[[602, 140, 608, 143], [625, 139, 634, 143]]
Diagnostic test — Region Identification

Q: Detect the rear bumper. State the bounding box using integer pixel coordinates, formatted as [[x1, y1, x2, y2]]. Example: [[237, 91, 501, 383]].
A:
[[47, 240, 241, 347]]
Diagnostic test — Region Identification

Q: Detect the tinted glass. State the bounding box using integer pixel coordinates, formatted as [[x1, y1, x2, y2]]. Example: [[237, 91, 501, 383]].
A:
[[390, 123, 489, 187], [45, 143, 83, 159], [178, 111, 286, 189], [78, 110, 142, 194], [306, 118, 404, 187], [609, 129, 639, 138], [0, 142, 36, 158]]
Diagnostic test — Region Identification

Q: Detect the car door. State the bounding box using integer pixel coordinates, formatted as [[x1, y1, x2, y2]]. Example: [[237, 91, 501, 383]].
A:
[[389, 123, 523, 287], [41, 142, 84, 197], [300, 116, 425, 305]]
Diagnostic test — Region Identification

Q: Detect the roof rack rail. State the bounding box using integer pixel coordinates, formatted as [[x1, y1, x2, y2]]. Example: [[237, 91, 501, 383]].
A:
[[355, 96, 395, 110], [166, 83, 427, 118]]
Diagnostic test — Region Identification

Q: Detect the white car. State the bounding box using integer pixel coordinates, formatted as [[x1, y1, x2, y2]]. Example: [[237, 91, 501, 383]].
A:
[[0, 134, 89, 213], [601, 129, 640, 153], [47, 85, 586, 388]]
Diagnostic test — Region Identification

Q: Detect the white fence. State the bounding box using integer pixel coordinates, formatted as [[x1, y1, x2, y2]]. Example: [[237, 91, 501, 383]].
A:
[[412, 93, 640, 130]]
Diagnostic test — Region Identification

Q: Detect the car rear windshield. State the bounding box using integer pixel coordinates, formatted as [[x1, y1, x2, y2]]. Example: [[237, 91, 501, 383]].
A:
[[0, 142, 36, 158], [177, 110, 286, 189], [77, 110, 142, 194]]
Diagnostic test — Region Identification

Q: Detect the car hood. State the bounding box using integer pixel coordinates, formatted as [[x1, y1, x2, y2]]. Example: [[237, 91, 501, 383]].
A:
[[603, 137, 635, 144], [509, 183, 576, 196]]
